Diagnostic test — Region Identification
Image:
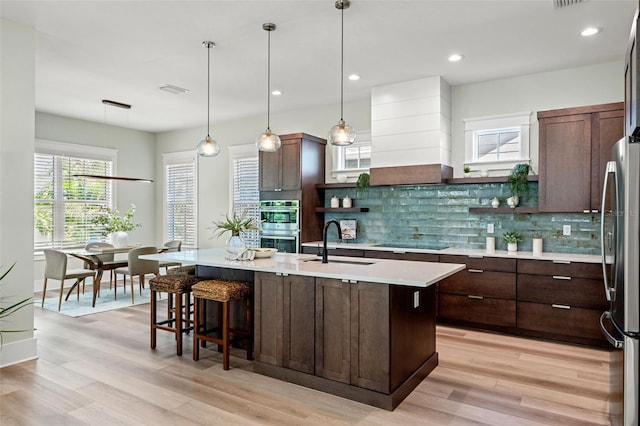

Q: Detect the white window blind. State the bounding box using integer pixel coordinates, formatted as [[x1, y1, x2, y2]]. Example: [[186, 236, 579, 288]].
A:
[[165, 154, 197, 248], [34, 152, 113, 252], [232, 156, 260, 248]]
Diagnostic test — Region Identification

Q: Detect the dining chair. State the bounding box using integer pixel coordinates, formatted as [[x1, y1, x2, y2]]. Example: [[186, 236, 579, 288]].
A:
[[42, 249, 96, 311], [158, 240, 182, 273], [84, 242, 127, 293], [114, 246, 159, 304]]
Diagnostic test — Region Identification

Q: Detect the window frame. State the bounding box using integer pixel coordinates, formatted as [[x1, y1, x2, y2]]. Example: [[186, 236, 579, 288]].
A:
[[463, 112, 531, 172], [331, 130, 371, 178], [228, 144, 260, 249], [34, 139, 117, 254], [163, 150, 198, 249]]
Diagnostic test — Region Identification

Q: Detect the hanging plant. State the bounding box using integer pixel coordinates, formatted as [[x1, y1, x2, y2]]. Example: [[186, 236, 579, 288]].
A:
[[507, 163, 532, 200], [356, 172, 370, 195]]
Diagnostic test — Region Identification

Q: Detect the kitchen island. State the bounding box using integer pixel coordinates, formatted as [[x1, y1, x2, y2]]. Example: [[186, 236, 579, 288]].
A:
[[143, 248, 464, 410]]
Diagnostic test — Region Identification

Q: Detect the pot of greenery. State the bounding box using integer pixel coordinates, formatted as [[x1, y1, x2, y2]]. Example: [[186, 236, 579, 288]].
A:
[[356, 172, 370, 196], [209, 210, 262, 255], [502, 231, 523, 252], [463, 165, 471, 178], [507, 163, 531, 208], [91, 204, 141, 247]]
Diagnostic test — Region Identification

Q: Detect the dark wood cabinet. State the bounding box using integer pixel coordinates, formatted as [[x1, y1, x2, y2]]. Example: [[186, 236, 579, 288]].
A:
[[254, 272, 315, 373], [259, 133, 326, 245], [364, 250, 438, 262], [538, 102, 624, 213], [438, 254, 517, 329], [516, 259, 608, 346]]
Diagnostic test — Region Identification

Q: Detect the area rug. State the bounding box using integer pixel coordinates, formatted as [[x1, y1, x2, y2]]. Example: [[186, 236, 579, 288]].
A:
[[37, 284, 152, 317]]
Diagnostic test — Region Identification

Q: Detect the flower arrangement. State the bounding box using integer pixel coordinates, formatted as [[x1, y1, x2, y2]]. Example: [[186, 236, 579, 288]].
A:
[[1, 263, 32, 346], [209, 210, 262, 239], [91, 204, 141, 237]]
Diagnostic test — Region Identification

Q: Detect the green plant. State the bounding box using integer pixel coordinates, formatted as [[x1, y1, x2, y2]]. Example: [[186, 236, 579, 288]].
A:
[[463, 165, 471, 173], [209, 210, 262, 239], [356, 172, 370, 193], [91, 204, 141, 236], [0, 263, 32, 346], [507, 163, 531, 199], [502, 231, 523, 244]]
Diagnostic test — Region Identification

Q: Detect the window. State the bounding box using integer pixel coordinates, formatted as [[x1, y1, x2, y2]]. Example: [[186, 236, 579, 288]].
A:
[[464, 112, 531, 171], [229, 145, 260, 248], [34, 140, 116, 252], [332, 130, 371, 177], [163, 151, 197, 249]]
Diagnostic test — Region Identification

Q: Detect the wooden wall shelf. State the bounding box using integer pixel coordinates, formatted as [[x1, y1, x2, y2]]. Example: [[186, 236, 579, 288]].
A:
[[316, 183, 357, 189], [315, 207, 369, 213], [469, 207, 539, 214], [446, 176, 539, 184]]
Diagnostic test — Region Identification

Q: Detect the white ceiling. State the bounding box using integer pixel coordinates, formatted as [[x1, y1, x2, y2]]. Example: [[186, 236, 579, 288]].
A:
[[1, 0, 637, 133]]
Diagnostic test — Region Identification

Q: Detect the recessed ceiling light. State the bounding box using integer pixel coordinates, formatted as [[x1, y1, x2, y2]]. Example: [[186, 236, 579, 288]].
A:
[[348, 74, 360, 81], [448, 54, 464, 62], [581, 27, 601, 37], [271, 89, 282, 96]]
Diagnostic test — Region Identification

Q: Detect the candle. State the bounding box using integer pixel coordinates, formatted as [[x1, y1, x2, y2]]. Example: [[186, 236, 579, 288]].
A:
[[533, 238, 543, 256], [486, 236, 495, 253]]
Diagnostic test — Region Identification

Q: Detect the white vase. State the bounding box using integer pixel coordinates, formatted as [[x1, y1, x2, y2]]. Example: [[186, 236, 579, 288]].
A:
[[507, 196, 519, 208], [226, 234, 246, 255], [507, 242, 518, 252], [491, 197, 500, 208], [111, 231, 129, 248]]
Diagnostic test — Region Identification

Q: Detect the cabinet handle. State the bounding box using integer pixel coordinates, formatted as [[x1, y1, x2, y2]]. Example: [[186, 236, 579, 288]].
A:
[[468, 269, 484, 273], [591, 209, 599, 213], [342, 279, 349, 283], [393, 250, 406, 254], [552, 275, 572, 280], [583, 209, 591, 213], [468, 255, 484, 259], [467, 295, 484, 300], [274, 188, 282, 192], [552, 304, 571, 310], [552, 260, 571, 264], [349, 280, 357, 284]]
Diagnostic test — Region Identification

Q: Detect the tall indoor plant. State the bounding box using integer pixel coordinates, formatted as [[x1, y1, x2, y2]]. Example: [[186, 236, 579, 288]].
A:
[[0, 263, 32, 347]]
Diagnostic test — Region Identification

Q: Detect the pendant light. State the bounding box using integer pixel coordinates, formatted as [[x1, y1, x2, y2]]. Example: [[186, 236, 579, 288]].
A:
[[329, 0, 356, 146], [196, 41, 221, 157], [256, 23, 281, 152]]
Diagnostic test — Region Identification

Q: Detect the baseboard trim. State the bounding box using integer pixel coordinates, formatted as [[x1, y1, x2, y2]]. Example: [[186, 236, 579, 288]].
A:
[[0, 337, 38, 368]]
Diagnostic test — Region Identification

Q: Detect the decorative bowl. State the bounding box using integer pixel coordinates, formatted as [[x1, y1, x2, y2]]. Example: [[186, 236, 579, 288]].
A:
[[250, 248, 278, 258]]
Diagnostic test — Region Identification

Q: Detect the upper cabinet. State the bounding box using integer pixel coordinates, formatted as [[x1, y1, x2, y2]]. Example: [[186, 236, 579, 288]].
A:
[[538, 102, 624, 213], [259, 133, 325, 193]]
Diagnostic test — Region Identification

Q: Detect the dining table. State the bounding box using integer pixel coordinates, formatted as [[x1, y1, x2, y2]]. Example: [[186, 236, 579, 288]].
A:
[[67, 245, 138, 307]]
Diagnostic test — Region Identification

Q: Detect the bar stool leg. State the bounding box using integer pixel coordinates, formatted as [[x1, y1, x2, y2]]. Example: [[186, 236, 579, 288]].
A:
[[222, 300, 230, 370], [175, 291, 183, 356], [246, 296, 253, 360], [193, 297, 200, 361], [217, 300, 223, 353], [151, 289, 157, 349]]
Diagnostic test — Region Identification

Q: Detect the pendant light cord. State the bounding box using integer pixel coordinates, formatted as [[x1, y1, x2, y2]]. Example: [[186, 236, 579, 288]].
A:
[[340, 3, 344, 121], [206, 43, 211, 138], [267, 28, 271, 131]]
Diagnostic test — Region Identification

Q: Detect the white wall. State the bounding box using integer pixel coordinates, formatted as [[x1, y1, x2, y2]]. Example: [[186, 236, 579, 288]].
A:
[[154, 98, 371, 248], [0, 19, 37, 366], [33, 112, 157, 291], [451, 61, 624, 177]]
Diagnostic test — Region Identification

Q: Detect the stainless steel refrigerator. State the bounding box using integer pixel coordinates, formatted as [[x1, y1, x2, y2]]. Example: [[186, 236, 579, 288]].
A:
[[600, 136, 640, 426]]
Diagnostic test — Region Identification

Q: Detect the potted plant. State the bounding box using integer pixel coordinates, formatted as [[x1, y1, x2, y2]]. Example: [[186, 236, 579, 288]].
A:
[[355, 172, 370, 195], [507, 163, 531, 207], [210, 210, 262, 255], [463, 165, 471, 177], [502, 231, 523, 252], [91, 204, 141, 247], [1, 263, 32, 347]]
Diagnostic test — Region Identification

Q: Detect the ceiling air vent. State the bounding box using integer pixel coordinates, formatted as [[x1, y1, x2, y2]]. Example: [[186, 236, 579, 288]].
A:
[[553, 0, 584, 8], [159, 84, 189, 95]]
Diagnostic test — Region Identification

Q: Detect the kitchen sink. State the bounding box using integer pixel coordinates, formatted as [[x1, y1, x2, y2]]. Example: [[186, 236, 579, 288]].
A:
[[303, 258, 375, 266]]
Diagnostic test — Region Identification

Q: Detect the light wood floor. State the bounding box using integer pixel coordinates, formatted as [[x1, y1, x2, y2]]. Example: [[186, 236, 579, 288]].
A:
[[1, 296, 612, 425]]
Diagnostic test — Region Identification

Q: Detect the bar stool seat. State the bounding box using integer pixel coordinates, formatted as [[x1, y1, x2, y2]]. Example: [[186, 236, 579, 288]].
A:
[[167, 265, 197, 276], [149, 274, 198, 356], [192, 279, 252, 370]]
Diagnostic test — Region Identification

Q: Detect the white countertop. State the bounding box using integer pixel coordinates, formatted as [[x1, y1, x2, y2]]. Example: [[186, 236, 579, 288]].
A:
[[142, 248, 465, 288], [302, 241, 603, 264]]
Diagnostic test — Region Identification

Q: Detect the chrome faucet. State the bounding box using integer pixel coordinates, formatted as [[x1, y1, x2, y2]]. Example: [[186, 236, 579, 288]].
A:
[[322, 220, 342, 263]]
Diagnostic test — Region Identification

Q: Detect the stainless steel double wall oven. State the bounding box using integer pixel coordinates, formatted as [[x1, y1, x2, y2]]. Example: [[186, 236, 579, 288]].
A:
[[259, 200, 299, 253]]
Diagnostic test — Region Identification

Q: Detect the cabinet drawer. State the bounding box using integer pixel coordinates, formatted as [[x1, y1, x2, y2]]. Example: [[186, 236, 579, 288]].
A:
[[440, 270, 516, 299], [517, 259, 602, 279], [517, 273, 607, 309], [440, 254, 516, 273], [438, 293, 516, 327], [364, 250, 438, 262], [517, 302, 605, 341]]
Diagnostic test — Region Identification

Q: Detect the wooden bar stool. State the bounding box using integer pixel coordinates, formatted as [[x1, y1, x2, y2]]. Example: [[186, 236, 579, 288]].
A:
[[192, 279, 252, 370], [149, 274, 198, 356], [166, 265, 196, 276]]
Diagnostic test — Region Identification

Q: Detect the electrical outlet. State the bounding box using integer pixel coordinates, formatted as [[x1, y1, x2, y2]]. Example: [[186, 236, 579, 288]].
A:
[[563, 225, 571, 236], [487, 223, 494, 234]]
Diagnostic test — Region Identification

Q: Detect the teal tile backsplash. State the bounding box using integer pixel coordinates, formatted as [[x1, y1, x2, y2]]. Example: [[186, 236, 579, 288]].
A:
[[323, 182, 601, 254]]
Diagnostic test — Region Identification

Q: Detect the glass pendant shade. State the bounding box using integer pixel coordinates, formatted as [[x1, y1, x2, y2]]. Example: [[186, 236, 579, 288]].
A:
[[256, 128, 281, 152], [329, 119, 356, 146], [197, 135, 221, 157]]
